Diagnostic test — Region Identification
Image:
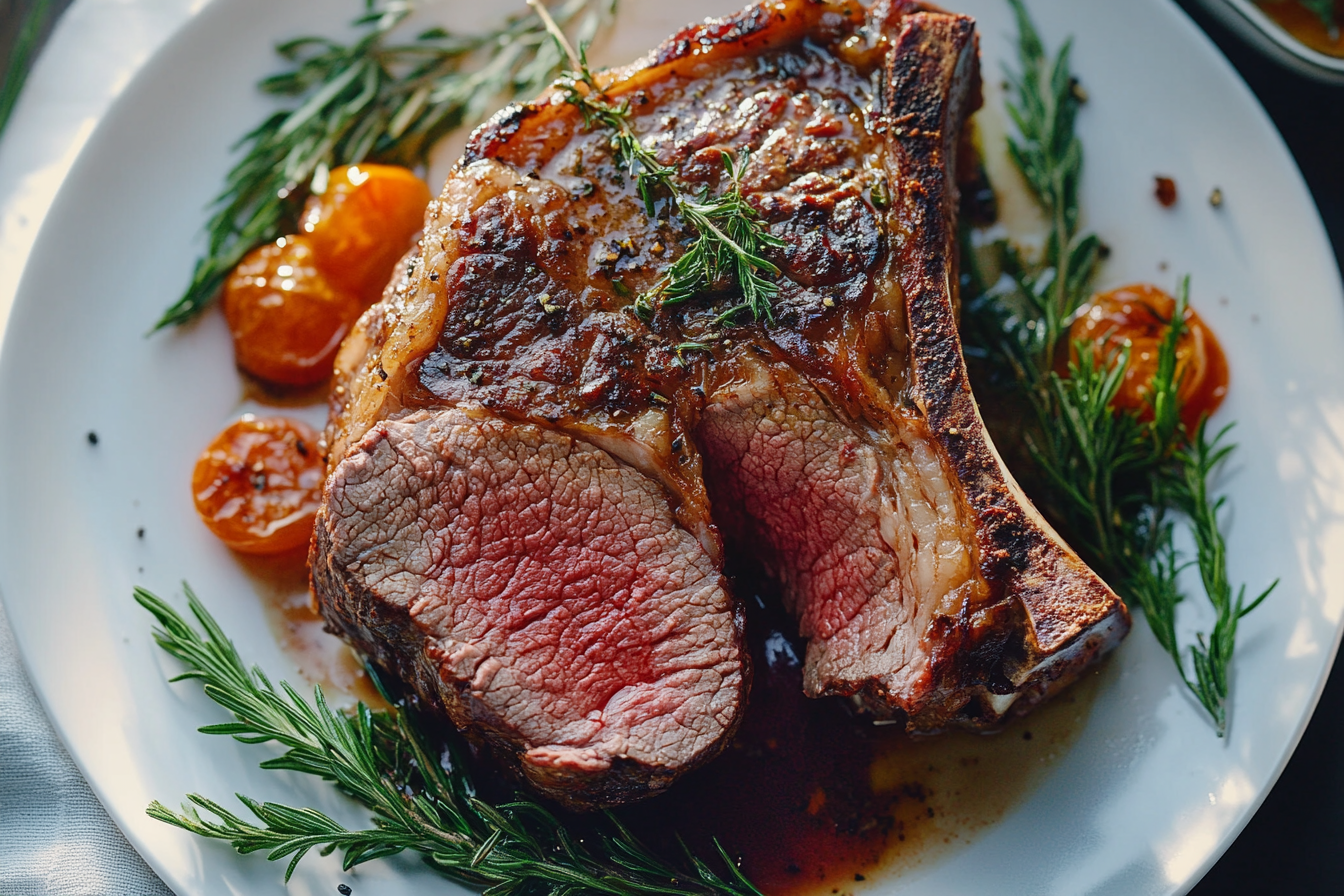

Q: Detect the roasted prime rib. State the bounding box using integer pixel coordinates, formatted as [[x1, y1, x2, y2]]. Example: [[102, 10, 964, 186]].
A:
[[310, 0, 1130, 810]]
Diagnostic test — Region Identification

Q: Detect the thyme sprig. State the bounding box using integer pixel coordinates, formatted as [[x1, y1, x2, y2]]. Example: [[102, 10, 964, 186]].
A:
[[556, 48, 678, 218], [645, 151, 786, 324], [531, 3, 783, 324], [155, 0, 614, 331], [530, 0, 676, 218], [963, 0, 1274, 735], [137, 586, 763, 895]]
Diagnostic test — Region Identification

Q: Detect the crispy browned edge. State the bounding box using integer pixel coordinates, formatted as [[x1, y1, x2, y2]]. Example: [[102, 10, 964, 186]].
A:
[[310, 5, 832, 810], [462, 0, 868, 166], [883, 13, 1130, 720], [315, 2, 1131, 793]]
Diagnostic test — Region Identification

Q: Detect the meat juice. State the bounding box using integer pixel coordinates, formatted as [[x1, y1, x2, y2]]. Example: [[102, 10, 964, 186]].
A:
[[237, 549, 386, 710], [616, 569, 1102, 895], [246, 551, 1100, 895]]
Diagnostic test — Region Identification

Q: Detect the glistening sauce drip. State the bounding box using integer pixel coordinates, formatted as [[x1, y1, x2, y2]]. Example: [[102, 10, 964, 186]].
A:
[[617, 572, 1102, 895], [245, 549, 1099, 893], [239, 369, 333, 408], [1254, 0, 1344, 57], [235, 549, 385, 709]]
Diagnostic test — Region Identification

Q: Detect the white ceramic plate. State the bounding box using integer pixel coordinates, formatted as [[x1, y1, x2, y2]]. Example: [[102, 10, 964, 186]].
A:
[[3, 0, 1343, 894]]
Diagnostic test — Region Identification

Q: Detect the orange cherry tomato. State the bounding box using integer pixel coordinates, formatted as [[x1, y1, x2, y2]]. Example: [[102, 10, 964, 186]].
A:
[[222, 235, 361, 387], [301, 164, 431, 304], [192, 416, 325, 554], [1068, 283, 1229, 433]]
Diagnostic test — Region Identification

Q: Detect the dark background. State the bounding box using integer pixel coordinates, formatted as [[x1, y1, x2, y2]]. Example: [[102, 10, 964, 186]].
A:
[[2, 1, 1343, 893]]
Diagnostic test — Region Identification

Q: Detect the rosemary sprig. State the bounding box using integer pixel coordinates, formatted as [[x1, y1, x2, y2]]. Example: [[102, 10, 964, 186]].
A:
[[155, 0, 614, 331], [998, 0, 1100, 375], [963, 0, 1274, 735], [137, 586, 761, 895], [1170, 423, 1277, 732], [531, 5, 783, 324], [1026, 337, 1144, 570]]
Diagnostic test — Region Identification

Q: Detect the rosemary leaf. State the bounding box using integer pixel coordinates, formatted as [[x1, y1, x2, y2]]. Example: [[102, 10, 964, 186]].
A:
[[962, 0, 1273, 735], [155, 0, 615, 331], [136, 586, 761, 895]]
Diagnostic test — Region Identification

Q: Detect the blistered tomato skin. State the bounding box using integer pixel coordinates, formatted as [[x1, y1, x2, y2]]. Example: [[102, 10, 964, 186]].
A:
[[222, 236, 361, 387], [1069, 283, 1229, 433], [302, 164, 432, 304], [192, 416, 325, 555]]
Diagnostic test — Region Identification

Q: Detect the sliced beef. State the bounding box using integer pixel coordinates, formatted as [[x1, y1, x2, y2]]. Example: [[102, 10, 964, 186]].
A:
[[312, 0, 1130, 808], [698, 358, 988, 715], [311, 408, 740, 807]]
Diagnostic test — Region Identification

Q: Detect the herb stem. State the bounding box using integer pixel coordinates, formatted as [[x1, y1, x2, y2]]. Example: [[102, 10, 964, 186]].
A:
[[528, 0, 583, 72], [546, 34, 783, 323], [138, 586, 762, 894], [965, 0, 1272, 736], [155, 0, 615, 331]]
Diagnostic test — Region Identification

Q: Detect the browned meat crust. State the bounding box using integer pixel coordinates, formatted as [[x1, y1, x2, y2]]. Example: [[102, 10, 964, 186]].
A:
[[311, 0, 1130, 808]]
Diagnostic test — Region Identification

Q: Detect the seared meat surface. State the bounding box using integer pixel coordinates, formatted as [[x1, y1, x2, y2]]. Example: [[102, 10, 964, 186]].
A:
[[312, 0, 1130, 809]]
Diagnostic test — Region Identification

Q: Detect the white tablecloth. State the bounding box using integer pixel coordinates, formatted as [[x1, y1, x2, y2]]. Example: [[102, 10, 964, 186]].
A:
[[0, 601, 172, 895]]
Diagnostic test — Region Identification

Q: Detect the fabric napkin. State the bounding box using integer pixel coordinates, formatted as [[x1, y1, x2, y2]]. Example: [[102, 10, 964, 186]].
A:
[[0, 599, 173, 896]]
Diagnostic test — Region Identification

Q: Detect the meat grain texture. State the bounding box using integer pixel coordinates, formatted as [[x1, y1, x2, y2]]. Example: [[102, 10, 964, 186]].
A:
[[310, 0, 1130, 810]]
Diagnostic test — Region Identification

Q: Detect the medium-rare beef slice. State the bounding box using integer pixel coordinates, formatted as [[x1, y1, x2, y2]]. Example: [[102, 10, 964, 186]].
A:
[[312, 408, 741, 807], [699, 358, 989, 710], [313, 0, 1130, 808]]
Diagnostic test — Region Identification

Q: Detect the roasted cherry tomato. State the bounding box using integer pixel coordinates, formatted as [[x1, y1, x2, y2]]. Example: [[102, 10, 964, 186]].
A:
[[222, 235, 361, 387], [1068, 283, 1229, 433], [192, 416, 325, 554], [301, 164, 431, 304]]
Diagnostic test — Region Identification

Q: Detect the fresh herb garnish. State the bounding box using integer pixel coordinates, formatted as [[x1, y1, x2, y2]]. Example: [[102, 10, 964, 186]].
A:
[[1171, 420, 1275, 725], [643, 150, 786, 324], [997, 0, 1101, 375], [963, 0, 1274, 735], [154, 0, 615, 332], [531, 1, 784, 324], [137, 586, 763, 895], [531, 0, 676, 218]]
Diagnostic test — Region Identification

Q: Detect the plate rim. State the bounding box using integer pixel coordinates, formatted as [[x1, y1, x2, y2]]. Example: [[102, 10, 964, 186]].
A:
[[1, 1, 1342, 894]]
